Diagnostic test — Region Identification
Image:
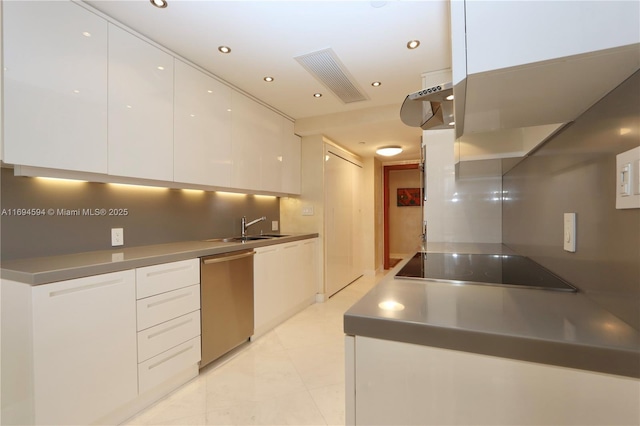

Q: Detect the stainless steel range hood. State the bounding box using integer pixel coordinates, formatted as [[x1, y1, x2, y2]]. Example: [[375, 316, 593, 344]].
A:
[[400, 82, 454, 130]]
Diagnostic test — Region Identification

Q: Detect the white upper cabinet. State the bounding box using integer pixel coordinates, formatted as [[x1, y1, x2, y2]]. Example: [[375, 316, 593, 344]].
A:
[[174, 60, 233, 187], [231, 92, 284, 192], [464, 1, 640, 75], [2, 1, 108, 173], [451, 0, 640, 138], [108, 24, 174, 181]]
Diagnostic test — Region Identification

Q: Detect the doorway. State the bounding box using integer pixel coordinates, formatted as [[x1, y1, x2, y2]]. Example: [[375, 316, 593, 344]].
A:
[[383, 164, 422, 269]]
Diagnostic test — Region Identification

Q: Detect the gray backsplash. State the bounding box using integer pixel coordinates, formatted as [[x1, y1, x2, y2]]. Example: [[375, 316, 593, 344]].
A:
[[503, 70, 640, 330], [0, 168, 279, 260]]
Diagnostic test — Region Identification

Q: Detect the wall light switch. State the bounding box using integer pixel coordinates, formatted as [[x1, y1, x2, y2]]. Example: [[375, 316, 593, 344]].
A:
[[563, 213, 576, 253], [272, 220, 279, 231], [302, 204, 314, 216], [111, 228, 124, 247], [619, 163, 631, 196], [616, 147, 640, 209]]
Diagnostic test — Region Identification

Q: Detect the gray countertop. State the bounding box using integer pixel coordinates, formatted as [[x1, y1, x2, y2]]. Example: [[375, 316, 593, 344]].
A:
[[344, 243, 640, 379], [1, 233, 318, 285]]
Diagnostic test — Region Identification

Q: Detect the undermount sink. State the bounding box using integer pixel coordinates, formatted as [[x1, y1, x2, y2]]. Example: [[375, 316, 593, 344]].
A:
[[203, 235, 274, 243]]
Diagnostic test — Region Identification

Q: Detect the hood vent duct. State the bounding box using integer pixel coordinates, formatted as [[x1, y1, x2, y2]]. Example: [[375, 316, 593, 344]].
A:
[[295, 48, 369, 104], [400, 82, 454, 130]]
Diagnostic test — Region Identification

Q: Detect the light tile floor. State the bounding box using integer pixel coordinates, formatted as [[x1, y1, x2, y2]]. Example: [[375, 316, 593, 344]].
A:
[[123, 272, 386, 426]]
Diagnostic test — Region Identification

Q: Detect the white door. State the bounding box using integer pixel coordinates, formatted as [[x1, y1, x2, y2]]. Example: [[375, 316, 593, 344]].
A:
[[325, 150, 363, 297]]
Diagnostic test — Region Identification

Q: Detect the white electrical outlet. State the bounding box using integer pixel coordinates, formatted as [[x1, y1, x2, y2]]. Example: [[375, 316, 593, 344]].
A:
[[272, 220, 279, 231], [563, 213, 576, 253], [111, 228, 124, 247]]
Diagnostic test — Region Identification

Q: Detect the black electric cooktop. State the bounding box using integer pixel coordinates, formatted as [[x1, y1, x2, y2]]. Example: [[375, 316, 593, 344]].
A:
[[395, 252, 577, 292]]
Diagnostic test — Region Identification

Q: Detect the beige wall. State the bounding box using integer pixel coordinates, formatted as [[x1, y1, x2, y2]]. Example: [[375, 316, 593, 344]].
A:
[[361, 157, 383, 275], [280, 134, 326, 295], [388, 169, 422, 257]]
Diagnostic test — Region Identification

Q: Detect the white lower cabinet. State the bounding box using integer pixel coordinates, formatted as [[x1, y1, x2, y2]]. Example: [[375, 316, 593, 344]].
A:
[[135, 259, 201, 395], [1, 271, 138, 425], [347, 336, 640, 426], [253, 238, 318, 337], [0, 258, 201, 425]]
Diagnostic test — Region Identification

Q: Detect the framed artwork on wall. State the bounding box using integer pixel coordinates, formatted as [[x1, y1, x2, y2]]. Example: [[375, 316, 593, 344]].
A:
[[397, 188, 422, 207]]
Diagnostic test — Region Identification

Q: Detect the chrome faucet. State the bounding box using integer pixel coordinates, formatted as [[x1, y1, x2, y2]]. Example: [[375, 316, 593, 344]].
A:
[[241, 216, 266, 237]]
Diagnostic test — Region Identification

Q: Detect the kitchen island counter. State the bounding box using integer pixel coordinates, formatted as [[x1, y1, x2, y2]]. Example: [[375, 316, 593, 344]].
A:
[[344, 243, 640, 379], [1, 233, 318, 285]]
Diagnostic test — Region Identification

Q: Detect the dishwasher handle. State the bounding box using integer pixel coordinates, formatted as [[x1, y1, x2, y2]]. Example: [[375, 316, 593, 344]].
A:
[[202, 250, 255, 265]]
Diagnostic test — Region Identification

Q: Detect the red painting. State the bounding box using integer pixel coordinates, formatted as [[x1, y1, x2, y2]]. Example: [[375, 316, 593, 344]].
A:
[[397, 188, 422, 207]]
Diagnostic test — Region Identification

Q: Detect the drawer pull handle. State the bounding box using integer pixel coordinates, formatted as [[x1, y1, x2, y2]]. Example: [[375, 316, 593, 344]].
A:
[[147, 291, 191, 308], [146, 264, 192, 278], [147, 318, 193, 340], [148, 345, 193, 370], [49, 278, 123, 298]]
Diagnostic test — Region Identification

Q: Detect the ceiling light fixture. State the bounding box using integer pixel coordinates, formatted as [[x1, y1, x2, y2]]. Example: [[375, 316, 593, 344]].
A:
[[407, 40, 420, 49], [376, 146, 403, 157], [150, 0, 167, 9], [449, 121, 455, 126], [218, 46, 231, 54], [313, 93, 322, 98], [371, 81, 382, 87], [263, 76, 274, 82], [446, 94, 454, 101]]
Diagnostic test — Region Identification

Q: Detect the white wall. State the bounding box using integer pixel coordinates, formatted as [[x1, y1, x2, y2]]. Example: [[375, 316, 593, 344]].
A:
[[424, 129, 502, 243]]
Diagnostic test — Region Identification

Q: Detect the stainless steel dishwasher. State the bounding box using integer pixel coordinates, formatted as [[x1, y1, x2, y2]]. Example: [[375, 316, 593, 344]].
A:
[[200, 249, 254, 368]]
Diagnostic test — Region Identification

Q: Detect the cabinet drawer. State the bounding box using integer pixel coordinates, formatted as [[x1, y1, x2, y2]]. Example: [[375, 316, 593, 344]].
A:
[[137, 284, 200, 331], [136, 259, 199, 299], [138, 310, 201, 363], [138, 337, 201, 395]]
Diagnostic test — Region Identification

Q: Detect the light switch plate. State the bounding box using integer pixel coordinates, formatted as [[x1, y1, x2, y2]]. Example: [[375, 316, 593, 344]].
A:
[[111, 228, 124, 246], [616, 146, 640, 209], [302, 204, 314, 216], [272, 220, 279, 231], [563, 213, 576, 252]]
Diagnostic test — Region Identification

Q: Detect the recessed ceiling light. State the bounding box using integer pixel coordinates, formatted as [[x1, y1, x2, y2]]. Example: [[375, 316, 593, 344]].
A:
[[218, 46, 231, 54], [263, 76, 274, 82], [446, 94, 454, 101], [371, 81, 382, 87], [376, 146, 403, 156], [207, 90, 213, 94], [449, 121, 455, 126], [82, 31, 91, 37], [150, 0, 167, 9], [407, 40, 420, 49], [313, 93, 322, 98], [156, 66, 165, 71]]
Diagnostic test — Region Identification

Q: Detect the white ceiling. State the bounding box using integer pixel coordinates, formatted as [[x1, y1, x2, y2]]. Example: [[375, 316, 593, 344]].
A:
[[85, 0, 452, 161]]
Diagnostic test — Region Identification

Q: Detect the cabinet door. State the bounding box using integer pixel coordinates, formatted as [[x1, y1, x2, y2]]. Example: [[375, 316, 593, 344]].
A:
[[108, 24, 174, 181], [31, 270, 137, 425], [325, 152, 362, 296], [174, 60, 233, 187], [282, 119, 301, 195], [231, 92, 283, 192], [3, 1, 108, 173], [253, 245, 283, 334]]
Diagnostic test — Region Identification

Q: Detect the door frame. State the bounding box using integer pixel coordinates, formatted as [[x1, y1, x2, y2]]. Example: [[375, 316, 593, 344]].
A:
[[383, 163, 420, 270]]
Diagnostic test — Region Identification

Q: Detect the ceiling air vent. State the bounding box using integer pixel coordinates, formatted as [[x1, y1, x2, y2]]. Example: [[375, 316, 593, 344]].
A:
[[295, 48, 369, 104]]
